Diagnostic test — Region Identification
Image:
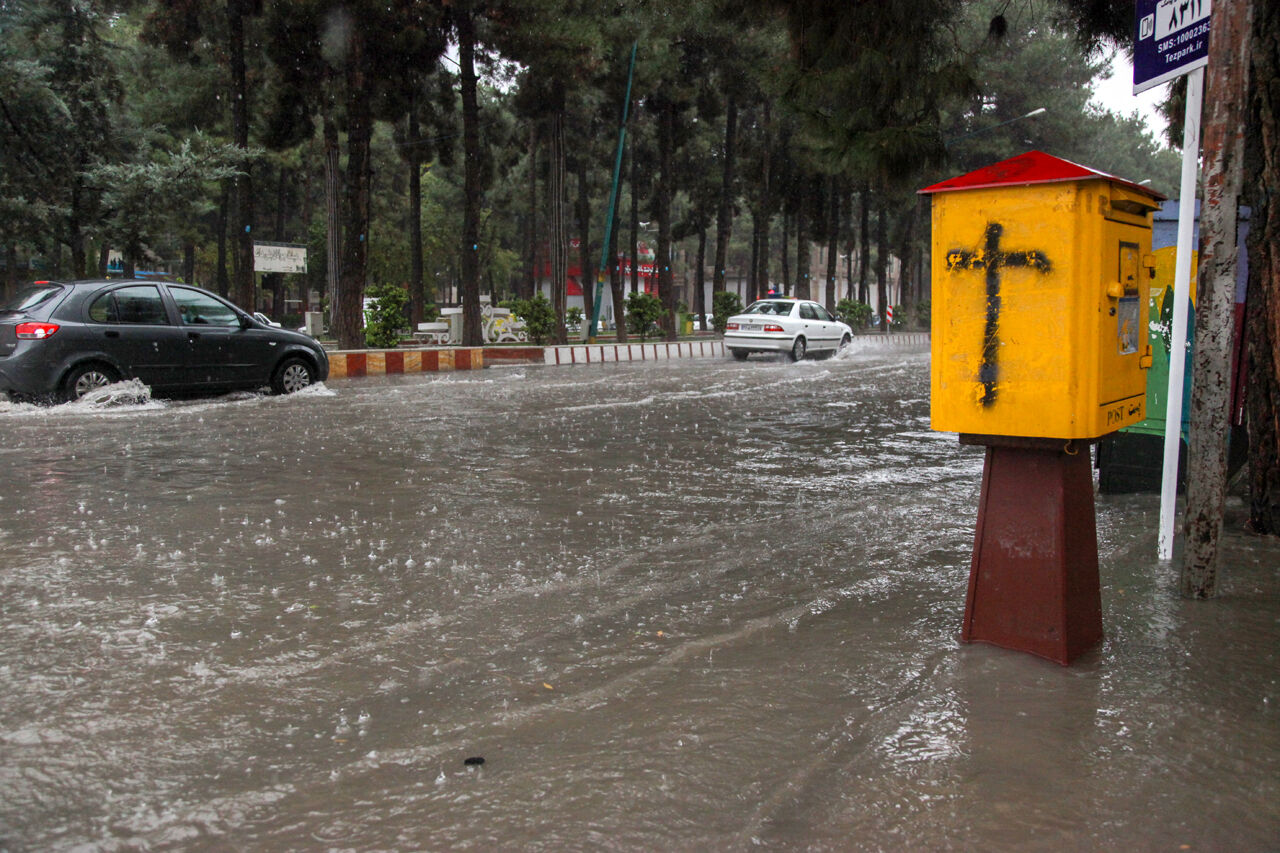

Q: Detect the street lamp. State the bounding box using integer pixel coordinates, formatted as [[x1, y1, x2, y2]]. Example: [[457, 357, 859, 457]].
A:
[[945, 107, 1047, 148]]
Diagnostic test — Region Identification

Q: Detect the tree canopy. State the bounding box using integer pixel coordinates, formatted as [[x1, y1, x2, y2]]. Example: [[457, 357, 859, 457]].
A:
[[2, 0, 1181, 341]]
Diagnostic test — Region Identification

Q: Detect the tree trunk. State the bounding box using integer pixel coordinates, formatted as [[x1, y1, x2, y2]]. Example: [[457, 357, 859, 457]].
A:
[[610, 197, 627, 341], [752, 207, 762, 300], [876, 204, 889, 333], [5, 244, 16, 301], [896, 203, 918, 318], [629, 129, 640, 296], [69, 184, 87, 278], [1246, 0, 1280, 534], [217, 180, 230, 296], [796, 203, 811, 300], [408, 101, 425, 325], [656, 100, 676, 340], [228, 0, 255, 312], [323, 113, 341, 325], [858, 182, 871, 304], [694, 227, 707, 320], [183, 242, 195, 285], [748, 220, 760, 299], [457, 8, 484, 346], [826, 181, 839, 309], [268, 164, 288, 317], [781, 212, 791, 295], [576, 154, 594, 339], [713, 94, 737, 301], [1182, 0, 1253, 598], [524, 124, 538, 301], [549, 102, 569, 345], [335, 34, 373, 351]]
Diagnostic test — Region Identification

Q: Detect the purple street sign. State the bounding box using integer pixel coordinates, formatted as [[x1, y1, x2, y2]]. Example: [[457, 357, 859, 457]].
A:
[[1133, 0, 1212, 94]]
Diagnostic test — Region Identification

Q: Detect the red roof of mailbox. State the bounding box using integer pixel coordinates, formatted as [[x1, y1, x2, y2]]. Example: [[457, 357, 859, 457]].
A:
[[919, 150, 1163, 198]]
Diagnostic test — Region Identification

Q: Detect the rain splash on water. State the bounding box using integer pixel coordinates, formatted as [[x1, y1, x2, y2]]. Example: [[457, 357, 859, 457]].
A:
[[1, 346, 1275, 850]]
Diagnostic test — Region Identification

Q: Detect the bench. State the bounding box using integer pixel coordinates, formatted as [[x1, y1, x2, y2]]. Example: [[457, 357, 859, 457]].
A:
[[413, 321, 450, 345]]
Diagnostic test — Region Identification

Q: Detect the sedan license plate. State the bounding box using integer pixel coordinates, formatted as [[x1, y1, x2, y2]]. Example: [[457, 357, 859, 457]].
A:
[[739, 323, 760, 332]]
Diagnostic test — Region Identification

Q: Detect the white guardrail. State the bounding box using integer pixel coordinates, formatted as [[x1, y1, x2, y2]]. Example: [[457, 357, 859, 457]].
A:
[[542, 333, 928, 365]]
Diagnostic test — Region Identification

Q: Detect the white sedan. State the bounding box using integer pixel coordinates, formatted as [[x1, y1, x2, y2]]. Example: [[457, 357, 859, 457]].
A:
[[723, 298, 853, 361]]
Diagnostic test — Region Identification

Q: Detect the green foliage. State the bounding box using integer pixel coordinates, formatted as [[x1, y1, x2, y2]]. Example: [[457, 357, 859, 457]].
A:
[[566, 306, 584, 330], [626, 291, 664, 342], [909, 299, 931, 330], [890, 304, 905, 329], [364, 283, 410, 349], [836, 298, 873, 329], [712, 291, 743, 334], [506, 292, 557, 345]]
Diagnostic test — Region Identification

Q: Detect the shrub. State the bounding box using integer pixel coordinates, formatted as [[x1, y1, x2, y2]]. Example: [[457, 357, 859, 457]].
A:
[[835, 298, 873, 329], [711, 291, 743, 334], [626, 291, 664, 341], [508, 292, 557, 344], [364, 283, 410, 348], [566, 306, 584, 330]]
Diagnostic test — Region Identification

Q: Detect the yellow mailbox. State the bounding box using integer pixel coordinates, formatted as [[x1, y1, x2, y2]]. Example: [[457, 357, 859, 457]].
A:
[[921, 151, 1165, 439]]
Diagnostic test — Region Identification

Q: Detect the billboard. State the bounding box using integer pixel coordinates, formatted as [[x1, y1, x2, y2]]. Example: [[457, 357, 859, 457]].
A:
[[253, 241, 308, 274], [1133, 0, 1212, 94]]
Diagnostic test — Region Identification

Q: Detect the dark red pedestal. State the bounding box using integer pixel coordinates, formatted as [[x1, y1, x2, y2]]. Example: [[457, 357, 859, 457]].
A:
[[960, 435, 1103, 665]]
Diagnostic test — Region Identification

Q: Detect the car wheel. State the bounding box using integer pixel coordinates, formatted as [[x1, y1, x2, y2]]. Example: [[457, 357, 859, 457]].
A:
[[63, 362, 118, 401], [790, 337, 807, 362], [730, 349, 749, 361], [272, 357, 315, 395], [839, 333, 851, 352]]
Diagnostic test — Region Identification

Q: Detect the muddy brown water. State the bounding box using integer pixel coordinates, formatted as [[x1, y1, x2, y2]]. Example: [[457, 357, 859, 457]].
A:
[[2, 345, 1276, 850]]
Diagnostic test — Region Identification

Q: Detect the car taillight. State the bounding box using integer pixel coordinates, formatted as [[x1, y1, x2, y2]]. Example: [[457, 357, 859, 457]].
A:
[[725, 322, 739, 331], [15, 322, 59, 340], [763, 324, 784, 333]]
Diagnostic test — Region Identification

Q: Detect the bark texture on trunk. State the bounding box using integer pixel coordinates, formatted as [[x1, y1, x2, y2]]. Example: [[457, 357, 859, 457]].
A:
[[335, 34, 372, 351], [713, 95, 737, 302], [826, 181, 839, 309], [549, 105, 568, 345], [876, 204, 888, 333], [228, 0, 255, 312], [457, 8, 483, 347], [323, 114, 341, 325], [656, 100, 676, 340], [1182, 0, 1253, 598], [1245, 0, 1280, 534], [408, 103, 425, 326], [576, 155, 594, 338]]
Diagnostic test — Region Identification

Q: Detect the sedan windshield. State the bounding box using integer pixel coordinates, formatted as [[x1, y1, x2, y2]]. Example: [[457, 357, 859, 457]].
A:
[[1, 284, 64, 314], [742, 300, 795, 316]]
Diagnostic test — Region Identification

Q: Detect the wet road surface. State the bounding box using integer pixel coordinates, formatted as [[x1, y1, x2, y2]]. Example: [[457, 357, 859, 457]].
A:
[[1, 344, 1276, 850]]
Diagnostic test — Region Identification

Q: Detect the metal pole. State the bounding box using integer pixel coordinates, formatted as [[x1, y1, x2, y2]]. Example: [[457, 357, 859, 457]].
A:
[[588, 42, 638, 343], [1157, 65, 1204, 561]]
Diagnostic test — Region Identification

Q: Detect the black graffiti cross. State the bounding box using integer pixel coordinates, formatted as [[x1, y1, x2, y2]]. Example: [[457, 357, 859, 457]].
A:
[[945, 223, 1051, 407]]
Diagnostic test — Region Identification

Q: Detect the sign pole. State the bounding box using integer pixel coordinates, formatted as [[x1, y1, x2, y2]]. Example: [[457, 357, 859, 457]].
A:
[[1157, 65, 1204, 561]]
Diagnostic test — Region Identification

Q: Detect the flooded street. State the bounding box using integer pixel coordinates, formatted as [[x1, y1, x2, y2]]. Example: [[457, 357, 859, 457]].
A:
[[2, 345, 1276, 851]]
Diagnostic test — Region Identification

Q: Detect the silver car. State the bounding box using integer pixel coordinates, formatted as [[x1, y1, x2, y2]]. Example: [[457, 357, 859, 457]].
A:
[[723, 299, 853, 361]]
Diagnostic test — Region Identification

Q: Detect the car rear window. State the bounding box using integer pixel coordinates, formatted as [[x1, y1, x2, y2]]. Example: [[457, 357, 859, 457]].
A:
[[1, 284, 64, 313], [744, 300, 793, 316]]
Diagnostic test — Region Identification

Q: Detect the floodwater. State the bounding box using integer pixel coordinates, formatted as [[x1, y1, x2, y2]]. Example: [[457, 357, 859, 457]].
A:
[[1, 344, 1276, 851]]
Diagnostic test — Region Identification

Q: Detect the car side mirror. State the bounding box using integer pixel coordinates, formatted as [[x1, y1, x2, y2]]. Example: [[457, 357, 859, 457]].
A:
[[240, 314, 254, 329]]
